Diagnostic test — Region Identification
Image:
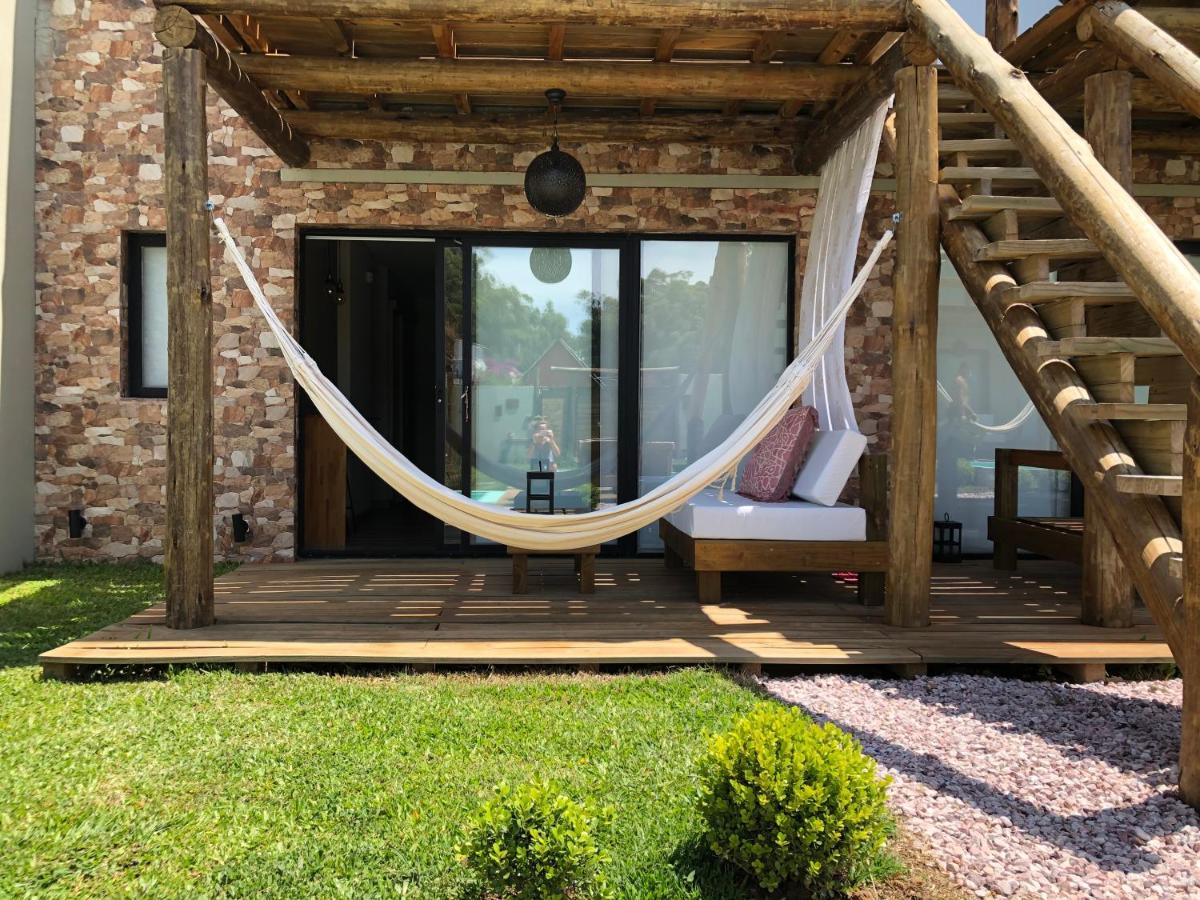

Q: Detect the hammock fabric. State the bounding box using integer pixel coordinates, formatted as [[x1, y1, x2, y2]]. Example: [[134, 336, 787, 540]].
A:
[[211, 134, 892, 550], [215, 217, 890, 550]]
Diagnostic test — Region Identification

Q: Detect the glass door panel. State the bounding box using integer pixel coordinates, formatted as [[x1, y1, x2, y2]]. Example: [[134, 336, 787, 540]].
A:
[[440, 242, 465, 547], [638, 240, 789, 550], [469, 245, 621, 542]]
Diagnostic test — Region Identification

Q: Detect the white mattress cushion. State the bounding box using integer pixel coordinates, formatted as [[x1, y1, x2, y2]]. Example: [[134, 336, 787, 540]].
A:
[[665, 488, 866, 541], [791, 429, 869, 507]]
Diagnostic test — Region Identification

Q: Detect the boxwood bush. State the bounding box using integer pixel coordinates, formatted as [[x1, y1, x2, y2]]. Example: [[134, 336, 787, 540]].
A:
[[697, 703, 892, 897], [456, 781, 613, 899]]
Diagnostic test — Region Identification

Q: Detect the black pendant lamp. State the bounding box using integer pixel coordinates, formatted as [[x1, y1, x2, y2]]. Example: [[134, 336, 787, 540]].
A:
[[524, 88, 586, 217]]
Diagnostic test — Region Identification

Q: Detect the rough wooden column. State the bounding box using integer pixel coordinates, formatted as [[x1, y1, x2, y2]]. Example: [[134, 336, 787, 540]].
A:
[[885, 65, 940, 628], [1080, 68, 1136, 629], [164, 47, 215, 629], [986, 0, 1019, 52], [1182, 375, 1200, 808]]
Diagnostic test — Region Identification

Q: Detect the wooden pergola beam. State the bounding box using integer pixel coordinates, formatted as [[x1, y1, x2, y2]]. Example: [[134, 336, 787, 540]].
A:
[[163, 45, 215, 630], [155, 6, 310, 165], [794, 39, 907, 173], [1183, 377, 1200, 807], [1078, 0, 1200, 121], [158, 0, 909, 30], [282, 110, 808, 144], [908, 0, 1196, 650], [1036, 46, 1120, 105], [235, 55, 866, 102]]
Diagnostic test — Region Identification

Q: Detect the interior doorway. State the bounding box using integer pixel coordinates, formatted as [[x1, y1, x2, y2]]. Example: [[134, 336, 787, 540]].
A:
[[300, 235, 446, 556]]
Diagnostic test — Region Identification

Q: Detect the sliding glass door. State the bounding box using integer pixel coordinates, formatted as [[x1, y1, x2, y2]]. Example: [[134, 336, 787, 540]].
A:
[[442, 234, 791, 553], [466, 243, 622, 542]]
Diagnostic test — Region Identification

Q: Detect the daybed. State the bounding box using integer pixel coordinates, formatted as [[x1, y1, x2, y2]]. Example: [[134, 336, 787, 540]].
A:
[[659, 435, 889, 604]]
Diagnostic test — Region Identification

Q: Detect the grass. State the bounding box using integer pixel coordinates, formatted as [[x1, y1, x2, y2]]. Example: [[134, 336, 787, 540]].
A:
[[0, 563, 963, 899]]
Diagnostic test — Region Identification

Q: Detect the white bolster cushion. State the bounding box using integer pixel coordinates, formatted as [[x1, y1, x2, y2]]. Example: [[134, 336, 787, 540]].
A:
[[791, 429, 869, 507]]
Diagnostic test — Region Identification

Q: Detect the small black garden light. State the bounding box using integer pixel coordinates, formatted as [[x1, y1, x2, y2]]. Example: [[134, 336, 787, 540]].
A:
[[933, 513, 963, 563]]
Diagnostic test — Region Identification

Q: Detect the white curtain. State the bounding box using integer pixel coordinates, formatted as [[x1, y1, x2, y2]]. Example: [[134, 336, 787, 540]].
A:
[[799, 101, 890, 432]]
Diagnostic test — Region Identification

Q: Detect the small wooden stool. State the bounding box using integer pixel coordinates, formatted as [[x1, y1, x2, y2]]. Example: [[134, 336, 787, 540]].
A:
[[507, 546, 600, 594]]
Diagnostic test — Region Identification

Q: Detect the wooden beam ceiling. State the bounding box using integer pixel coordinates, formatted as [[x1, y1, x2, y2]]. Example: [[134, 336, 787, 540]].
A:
[[234, 55, 867, 102], [158, 0, 909, 31], [282, 110, 808, 144], [155, 6, 310, 165]]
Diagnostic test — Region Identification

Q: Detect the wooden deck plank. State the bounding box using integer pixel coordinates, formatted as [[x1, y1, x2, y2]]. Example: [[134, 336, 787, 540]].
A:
[[40, 559, 1174, 671]]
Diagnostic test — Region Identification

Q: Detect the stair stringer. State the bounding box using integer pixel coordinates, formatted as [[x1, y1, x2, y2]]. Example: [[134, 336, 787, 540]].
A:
[[938, 184, 1186, 659]]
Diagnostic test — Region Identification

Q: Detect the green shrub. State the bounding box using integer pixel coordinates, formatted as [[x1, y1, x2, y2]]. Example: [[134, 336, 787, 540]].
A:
[[696, 703, 892, 897], [456, 781, 614, 899]]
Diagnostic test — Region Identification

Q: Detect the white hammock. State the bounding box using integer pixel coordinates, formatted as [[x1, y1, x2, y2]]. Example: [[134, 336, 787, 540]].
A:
[[935, 382, 1038, 433], [215, 217, 890, 550], [211, 133, 892, 550]]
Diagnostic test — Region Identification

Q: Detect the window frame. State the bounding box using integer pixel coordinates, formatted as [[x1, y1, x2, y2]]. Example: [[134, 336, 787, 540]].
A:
[[124, 231, 168, 399]]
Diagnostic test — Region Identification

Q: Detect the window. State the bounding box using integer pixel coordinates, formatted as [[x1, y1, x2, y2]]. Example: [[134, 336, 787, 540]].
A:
[[934, 250, 1071, 553], [638, 239, 791, 550], [125, 232, 168, 397]]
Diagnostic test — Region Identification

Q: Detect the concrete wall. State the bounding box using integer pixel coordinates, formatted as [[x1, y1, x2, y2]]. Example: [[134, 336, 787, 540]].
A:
[[0, 0, 36, 574]]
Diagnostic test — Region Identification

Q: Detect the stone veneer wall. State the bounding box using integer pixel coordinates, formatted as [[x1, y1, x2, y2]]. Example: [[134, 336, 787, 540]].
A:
[[32, 0, 1200, 563]]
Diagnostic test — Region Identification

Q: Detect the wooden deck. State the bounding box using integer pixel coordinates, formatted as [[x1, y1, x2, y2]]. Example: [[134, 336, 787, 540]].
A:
[[40, 559, 1173, 674]]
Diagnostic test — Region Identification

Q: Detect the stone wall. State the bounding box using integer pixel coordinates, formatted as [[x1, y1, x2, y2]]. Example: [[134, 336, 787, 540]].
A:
[[31, 0, 1200, 564]]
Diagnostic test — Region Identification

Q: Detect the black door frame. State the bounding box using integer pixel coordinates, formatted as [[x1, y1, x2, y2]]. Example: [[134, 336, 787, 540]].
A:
[[297, 226, 796, 558]]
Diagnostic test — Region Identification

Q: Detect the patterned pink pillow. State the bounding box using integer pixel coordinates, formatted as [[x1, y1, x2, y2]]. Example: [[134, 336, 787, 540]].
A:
[[737, 406, 820, 502]]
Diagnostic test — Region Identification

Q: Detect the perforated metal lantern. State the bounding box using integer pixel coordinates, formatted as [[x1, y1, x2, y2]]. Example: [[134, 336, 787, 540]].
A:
[[933, 513, 963, 563], [524, 88, 586, 217]]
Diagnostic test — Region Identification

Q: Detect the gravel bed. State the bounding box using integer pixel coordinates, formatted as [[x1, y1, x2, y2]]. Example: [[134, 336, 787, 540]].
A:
[[762, 674, 1198, 899]]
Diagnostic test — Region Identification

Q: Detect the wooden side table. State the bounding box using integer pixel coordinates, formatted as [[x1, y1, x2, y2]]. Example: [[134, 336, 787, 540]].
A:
[[507, 546, 600, 594]]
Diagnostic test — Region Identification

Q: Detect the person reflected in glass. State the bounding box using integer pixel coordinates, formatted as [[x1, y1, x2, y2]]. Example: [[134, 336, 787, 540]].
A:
[[939, 361, 978, 520], [528, 417, 561, 473]]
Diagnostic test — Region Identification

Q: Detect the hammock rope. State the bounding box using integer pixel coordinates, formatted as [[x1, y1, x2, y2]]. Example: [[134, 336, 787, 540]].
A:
[[935, 381, 1038, 433], [212, 216, 893, 550]]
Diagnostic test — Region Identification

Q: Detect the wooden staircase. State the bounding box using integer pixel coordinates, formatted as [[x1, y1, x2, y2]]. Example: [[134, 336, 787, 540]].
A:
[[933, 89, 1190, 652]]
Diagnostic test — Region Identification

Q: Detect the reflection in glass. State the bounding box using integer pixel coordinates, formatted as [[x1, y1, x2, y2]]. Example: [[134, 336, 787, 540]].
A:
[[638, 241, 789, 550], [935, 251, 1070, 552], [469, 246, 620, 540]]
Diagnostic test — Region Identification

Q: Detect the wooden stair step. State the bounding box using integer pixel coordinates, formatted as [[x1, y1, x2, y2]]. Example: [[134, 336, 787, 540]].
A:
[[948, 194, 1063, 221], [940, 165, 1043, 185], [940, 136, 1017, 152], [1007, 281, 1137, 304], [939, 112, 997, 125], [1071, 402, 1186, 421], [975, 239, 1099, 262], [1038, 337, 1180, 358], [1111, 473, 1182, 496]]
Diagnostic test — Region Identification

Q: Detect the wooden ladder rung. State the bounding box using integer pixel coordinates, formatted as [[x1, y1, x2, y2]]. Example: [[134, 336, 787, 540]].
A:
[[938, 111, 996, 125], [939, 138, 1019, 155], [941, 165, 1042, 185], [1008, 281, 1137, 304], [1071, 402, 1186, 421], [1111, 473, 1183, 496], [1038, 337, 1181, 358], [948, 194, 1063, 221], [975, 238, 1099, 262]]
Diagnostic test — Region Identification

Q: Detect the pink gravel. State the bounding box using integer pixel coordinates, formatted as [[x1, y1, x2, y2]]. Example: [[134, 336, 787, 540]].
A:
[[762, 674, 1199, 899]]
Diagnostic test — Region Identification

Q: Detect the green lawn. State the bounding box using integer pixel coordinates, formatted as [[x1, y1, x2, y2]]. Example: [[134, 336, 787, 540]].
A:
[[0, 564, 771, 898]]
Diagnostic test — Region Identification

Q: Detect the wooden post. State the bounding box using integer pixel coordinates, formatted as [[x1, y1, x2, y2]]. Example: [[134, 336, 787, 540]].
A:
[[992, 449, 1018, 570], [986, 0, 1019, 52], [885, 65, 940, 629], [1182, 375, 1200, 808], [164, 47, 215, 630], [1080, 68, 1136, 630]]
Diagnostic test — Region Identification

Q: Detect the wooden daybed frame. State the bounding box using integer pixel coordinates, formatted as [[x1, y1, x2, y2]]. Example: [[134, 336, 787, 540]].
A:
[[658, 454, 889, 604], [988, 448, 1082, 568]]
